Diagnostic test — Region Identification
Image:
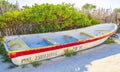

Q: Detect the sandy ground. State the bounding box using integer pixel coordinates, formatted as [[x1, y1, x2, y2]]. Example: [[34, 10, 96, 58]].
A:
[[0, 33, 120, 72], [86, 53, 120, 72]]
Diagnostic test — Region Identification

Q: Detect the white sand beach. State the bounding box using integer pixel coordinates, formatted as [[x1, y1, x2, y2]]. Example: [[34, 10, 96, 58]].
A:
[[87, 53, 120, 72], [0, 43, 120, 72]]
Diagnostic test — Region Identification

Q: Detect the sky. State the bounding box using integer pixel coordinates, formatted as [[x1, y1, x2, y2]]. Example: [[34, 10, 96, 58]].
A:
[[8, 0, 120, 9]]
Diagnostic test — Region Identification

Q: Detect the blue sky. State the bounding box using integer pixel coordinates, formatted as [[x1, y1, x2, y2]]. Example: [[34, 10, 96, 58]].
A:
[[8, 0, 120, 9]]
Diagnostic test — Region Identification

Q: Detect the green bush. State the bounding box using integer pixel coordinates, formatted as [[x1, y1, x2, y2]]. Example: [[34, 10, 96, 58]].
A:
[[0, 38, 11, 63], [0, 3, 99, 36], [87, 15, 100, 25], [104, 37, 115, 44], [118, 18, 120, 21], [64, 49, 76, 57], [90, 18, 100, 25], [117, 26, 120, 33]]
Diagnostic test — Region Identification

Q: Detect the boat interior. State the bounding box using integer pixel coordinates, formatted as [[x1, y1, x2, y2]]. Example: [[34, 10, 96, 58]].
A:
[[4, 24, 115, 51]]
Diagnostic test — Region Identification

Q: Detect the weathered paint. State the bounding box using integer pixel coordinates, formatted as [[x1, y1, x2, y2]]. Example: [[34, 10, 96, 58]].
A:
[[8, 30, 115, 58], [9, 30, 116, 65], [4, 24, 117, 65]]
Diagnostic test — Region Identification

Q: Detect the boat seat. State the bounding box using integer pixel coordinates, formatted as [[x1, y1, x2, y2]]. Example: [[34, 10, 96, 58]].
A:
[[7, 38, 30, 51], [44, 38, 58, 45], [95, 30, 110, 33], [80, 32, 95, 38], [64, 35, 79, 41], [95, 30, 110, 36]]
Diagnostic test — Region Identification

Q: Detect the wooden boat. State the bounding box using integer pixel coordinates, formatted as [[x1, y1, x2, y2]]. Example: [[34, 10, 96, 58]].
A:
[[3, 23, 117, 65]]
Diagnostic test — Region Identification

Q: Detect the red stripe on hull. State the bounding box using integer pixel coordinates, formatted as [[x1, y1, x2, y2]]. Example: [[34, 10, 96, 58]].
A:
[[8, 31, 115, 58]]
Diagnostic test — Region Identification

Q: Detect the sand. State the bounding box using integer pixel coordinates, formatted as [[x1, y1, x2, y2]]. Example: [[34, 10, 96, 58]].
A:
[[86, 53, 120, 72]]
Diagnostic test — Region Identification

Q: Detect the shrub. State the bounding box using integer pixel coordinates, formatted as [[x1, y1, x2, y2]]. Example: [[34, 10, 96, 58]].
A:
[[104, 37, 115, 44], [117, 26, 120, 33], [87, 15, 100, 25], [64, 49, 76, 57], [0, 3, 98, 36], [90, 18, 100, 25], [0, 38, 11, 63], [118, 18, 120, 21]]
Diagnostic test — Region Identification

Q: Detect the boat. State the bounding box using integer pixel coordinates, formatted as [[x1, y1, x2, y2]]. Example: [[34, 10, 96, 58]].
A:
[[3, 23, 117, 65]]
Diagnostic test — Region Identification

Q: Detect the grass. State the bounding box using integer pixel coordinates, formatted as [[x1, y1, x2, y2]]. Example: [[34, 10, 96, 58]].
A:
[[64, 49, 76, 57], [8, 64, 19, 69], [45, 59, 51, 61], [104, 37, 116, 44], [117, 26, 120, 33], [21, 64, 28, 68], [0, 38, 12, 63], [8, 61, 42, 69]]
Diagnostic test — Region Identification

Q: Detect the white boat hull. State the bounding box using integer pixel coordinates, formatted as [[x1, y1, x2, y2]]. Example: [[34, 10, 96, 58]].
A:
[[11, 36, 109, 65], [3, 23, 117, 65]]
